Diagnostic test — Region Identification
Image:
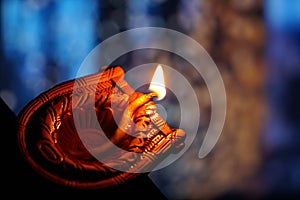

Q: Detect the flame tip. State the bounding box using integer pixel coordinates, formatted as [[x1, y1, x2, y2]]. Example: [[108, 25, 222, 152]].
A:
[[149, 64, 166, 100]]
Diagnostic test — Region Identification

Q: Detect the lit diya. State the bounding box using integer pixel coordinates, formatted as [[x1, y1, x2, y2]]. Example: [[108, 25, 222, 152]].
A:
[[17, 65, 186, 189]]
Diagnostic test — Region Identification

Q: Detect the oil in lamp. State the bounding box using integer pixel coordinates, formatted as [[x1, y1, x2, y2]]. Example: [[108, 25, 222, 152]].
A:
[[17, 65, 186, 189]]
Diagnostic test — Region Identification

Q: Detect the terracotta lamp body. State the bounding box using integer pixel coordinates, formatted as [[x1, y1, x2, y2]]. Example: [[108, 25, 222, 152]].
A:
[[17, 66, 185, 189]]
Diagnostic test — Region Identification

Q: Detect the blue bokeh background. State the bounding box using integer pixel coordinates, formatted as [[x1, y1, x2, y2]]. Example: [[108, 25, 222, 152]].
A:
[[1, 0, 300, 199]]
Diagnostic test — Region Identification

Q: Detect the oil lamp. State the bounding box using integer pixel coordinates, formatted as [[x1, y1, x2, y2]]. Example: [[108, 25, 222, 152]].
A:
[[17, 65, 186, 189]]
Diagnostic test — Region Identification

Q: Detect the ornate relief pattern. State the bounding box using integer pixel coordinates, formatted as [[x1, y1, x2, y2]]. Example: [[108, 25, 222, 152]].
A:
[[17, 66, 185, 189]]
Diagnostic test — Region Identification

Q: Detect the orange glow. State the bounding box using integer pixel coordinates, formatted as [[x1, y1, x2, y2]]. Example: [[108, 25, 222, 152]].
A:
[[149, 64, 166, 100]]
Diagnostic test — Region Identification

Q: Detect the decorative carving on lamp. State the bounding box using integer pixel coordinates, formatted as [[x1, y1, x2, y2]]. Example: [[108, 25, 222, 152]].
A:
[[17, 66, 185, 189]]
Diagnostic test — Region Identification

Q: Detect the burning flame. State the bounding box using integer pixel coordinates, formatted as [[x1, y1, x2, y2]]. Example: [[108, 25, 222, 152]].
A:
[[149, 64, 166, 100]]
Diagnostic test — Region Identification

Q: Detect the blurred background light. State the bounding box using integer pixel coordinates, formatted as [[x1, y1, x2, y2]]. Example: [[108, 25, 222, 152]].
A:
[[1, 0, 98, 114], [1, 0, 300, 199]]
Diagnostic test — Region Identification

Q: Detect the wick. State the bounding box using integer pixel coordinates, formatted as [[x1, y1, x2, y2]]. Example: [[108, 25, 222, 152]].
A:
[[147, 91, 159, 101]]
